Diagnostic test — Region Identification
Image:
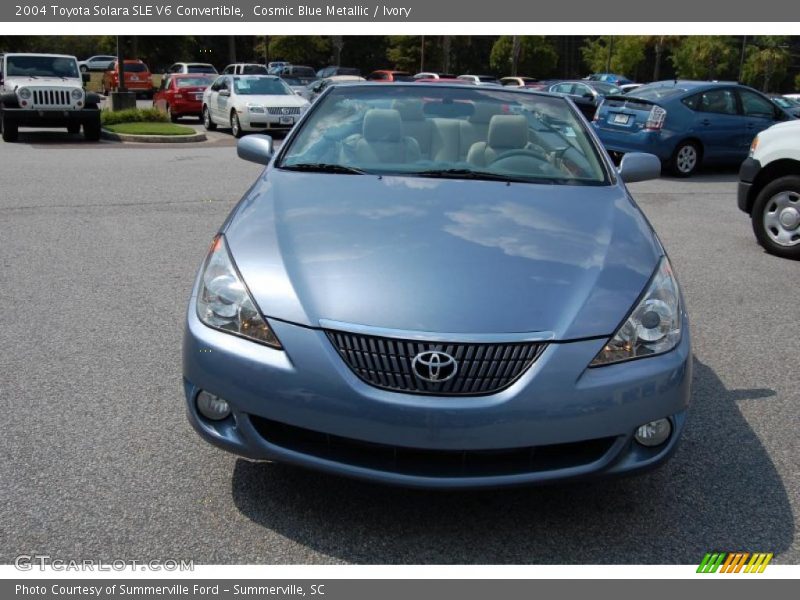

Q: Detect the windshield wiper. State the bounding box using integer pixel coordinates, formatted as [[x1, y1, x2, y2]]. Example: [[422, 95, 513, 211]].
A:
[[413, 168, 529, 183], [280, 163, 366, 175]]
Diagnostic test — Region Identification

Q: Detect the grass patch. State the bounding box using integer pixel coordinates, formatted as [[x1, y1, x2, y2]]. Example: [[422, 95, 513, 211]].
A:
[[101, 107, 167, 125], [104, 122, 196, 136]]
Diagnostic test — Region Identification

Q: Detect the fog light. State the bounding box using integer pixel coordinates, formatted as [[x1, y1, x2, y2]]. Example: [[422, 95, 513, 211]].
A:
[[634, 418, 671, 447], [196, 390, 231, 421]]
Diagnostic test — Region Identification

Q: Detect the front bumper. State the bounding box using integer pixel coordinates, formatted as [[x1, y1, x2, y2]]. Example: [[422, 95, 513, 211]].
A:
[[183, 301, 692, 489], [241, 112, 298, 131], [737, 157, 762, 214], [2, 106, 100, 127]]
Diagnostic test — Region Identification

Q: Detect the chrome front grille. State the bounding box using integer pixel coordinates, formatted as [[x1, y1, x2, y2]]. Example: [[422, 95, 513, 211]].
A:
[[267, 106, 301, 115], [31, 88, 72, 107], [325, 330, 545, 396]]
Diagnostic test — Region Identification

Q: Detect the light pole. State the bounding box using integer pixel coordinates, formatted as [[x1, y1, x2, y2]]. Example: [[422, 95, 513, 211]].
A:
[[110, 35, 135, 111], [739, 35, 747, 83]]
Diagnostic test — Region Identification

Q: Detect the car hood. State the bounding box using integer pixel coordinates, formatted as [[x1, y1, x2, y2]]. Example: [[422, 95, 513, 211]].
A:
[[4, 76, 82, 88], [234, 94, 308, 107], [224, 171, 661, 339]]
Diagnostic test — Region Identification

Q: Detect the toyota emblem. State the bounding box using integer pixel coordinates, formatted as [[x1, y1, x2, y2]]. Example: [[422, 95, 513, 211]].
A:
[[411, 350, 458, 383]]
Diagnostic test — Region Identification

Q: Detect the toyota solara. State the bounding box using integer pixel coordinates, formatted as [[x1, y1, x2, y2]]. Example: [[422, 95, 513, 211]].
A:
[[183, 83, 692, 489]]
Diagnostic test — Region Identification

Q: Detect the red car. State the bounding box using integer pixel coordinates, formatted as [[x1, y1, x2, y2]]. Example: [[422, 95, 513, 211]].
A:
[[365, 70, 414, 82], [102, 59, 154, 97], [153, 74, 215, 122]]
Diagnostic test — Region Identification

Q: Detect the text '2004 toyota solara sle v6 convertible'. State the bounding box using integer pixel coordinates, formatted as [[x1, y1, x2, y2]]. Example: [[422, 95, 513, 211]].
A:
[[182, 83, 692, 489]]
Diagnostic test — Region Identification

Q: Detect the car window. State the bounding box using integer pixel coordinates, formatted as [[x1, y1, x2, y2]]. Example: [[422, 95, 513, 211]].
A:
[[280, 85, 609, 186], [124, 63, 148, 73], [187, 65, 216, 74], [242, 65, 268, 74], [177, 76, 214, 88], [574, 84, 592, 97], [698, 89, 737, 115], [222, 66, 232, 75], [210, 76, 224, 91], [739, 89, 776, 119], [160, 76, 169, 90], [681, 94, 700, 110]]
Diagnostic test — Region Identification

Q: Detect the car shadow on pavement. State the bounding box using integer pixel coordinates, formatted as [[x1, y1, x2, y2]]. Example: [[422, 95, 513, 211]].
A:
[[230, 356, 791, 564]]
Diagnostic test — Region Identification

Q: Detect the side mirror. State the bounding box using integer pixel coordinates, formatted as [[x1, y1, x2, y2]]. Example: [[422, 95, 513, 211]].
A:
[[219, 89, 230, 97], [583, 92, 594, 99], [237, 134, 273, 165], [82, 73, 91, 83], [618, 152, 661, 183]]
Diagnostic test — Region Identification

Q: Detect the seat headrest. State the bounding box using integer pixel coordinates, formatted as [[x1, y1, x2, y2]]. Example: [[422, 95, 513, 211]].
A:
[[487, 114, 528, 149], [469, 102, 504, 124], [363, 109, 403, 142], [392, 99, 425, 122]]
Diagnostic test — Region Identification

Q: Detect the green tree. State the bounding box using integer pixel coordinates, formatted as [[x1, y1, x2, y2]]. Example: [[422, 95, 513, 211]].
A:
[[671, 36, 737, 80], [267, 36, 330, 66], [489, 36, 558, 78], [795, 73, 800, 91], [741, 36, 791, 92], [386, 36, 422, 71], [581, 36, 647, 79]]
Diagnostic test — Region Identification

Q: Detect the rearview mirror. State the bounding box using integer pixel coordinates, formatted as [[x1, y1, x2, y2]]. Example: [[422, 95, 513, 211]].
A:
[[82, 73, 91, 84], [618, 152, 661, 183], [237, 134, 273, 165]]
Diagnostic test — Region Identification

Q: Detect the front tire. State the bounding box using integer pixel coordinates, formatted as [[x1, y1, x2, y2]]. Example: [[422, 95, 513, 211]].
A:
[[231, 111, 244, 138], [1, 116, 18, 142], [669, 140, 701, 177], [84, 118, 101, 142], [166, 104, 179, 123], [751, 175, 800, 259], [202, 106, 216, 131]]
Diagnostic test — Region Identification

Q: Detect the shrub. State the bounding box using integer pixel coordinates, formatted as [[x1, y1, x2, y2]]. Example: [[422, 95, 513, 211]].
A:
[[101, 107, 167, 125]]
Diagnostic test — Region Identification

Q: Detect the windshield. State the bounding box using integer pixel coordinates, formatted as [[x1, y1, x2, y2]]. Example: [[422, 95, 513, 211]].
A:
[[241, 65, 268, 74], [627, 83, 686, 101], [6, 55, 79, 78], [233, 76, 293, 95], [177, 76, 214, 87], [279, 85, 609, 186]]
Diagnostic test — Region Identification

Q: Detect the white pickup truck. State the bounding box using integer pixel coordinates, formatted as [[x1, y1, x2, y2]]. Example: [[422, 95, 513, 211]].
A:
[[0, 52, 102, 142], [738, 118, 800, 259]]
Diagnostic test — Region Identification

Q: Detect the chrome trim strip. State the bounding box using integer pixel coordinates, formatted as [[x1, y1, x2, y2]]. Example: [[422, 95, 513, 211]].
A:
[[318, 319, 556, 343]]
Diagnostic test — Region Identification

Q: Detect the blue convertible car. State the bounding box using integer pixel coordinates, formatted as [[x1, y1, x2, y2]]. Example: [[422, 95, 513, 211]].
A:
[[183, 83, 691, 488], [593, 80, 795, 177]]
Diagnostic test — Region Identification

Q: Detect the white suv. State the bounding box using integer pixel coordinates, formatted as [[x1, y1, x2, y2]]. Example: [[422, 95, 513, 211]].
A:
[[0, 53, 102, 142], [738, 119, 800, 259]]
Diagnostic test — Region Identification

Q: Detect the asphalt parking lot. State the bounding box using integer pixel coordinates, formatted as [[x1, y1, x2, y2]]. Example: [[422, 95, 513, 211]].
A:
[[0, 128, 798, 565]]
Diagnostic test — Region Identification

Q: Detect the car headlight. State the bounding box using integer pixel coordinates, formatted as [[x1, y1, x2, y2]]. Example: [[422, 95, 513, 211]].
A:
[[71, 88, 83, 100], [589, 257, 681, 366], [196, 235, 281, 348], [17, 87, 31, 100], [749, 135, 759, 157], [247, 104, 265, 113]]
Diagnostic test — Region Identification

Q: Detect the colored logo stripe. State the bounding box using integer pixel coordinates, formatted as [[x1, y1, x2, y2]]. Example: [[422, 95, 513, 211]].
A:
[[697, 552, 773, 573]]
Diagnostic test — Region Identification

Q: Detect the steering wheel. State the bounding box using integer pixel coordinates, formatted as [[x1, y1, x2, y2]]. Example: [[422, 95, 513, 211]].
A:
[[488, 147, 548, 166]]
